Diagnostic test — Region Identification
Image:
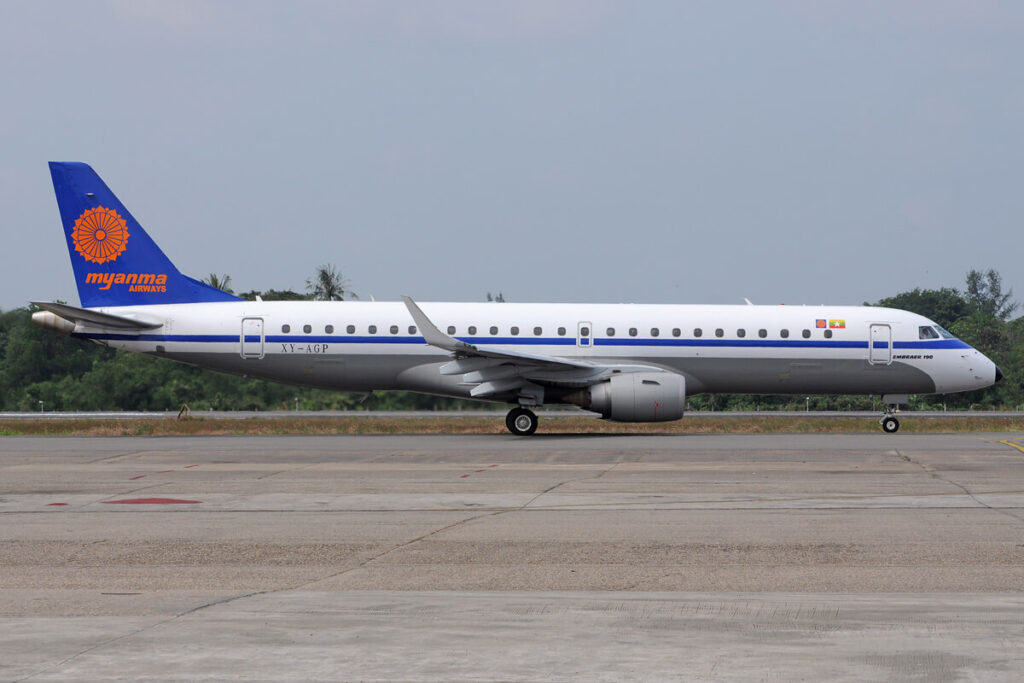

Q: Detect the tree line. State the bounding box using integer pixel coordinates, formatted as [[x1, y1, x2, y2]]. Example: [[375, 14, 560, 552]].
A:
[[0, 269, 1019, 412]]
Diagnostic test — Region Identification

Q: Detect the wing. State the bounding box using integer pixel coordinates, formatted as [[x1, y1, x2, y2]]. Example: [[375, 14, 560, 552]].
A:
[[402, 296, 666, 402], [31, 301, 163, 330]]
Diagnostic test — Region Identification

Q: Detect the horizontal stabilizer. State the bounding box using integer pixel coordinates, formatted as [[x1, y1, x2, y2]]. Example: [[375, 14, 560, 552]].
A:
[[31, 301, 163, 330]]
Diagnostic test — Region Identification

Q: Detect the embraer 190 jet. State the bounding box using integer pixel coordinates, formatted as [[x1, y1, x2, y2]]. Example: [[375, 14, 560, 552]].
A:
[[33, 162, 1002, 434]]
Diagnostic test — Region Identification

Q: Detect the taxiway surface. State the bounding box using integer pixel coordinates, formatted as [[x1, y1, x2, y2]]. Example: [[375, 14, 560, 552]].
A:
[[3, 432, 1024, 680]]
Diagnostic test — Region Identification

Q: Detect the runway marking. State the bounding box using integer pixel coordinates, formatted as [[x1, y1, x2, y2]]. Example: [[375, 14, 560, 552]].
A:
[[102, 497, 201, 505], [993, 439, 1024, 455], [460, 464, 499, 479]]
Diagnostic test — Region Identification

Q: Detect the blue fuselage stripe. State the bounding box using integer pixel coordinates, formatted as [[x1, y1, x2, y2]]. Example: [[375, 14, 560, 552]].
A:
[[75, 332, 972, 351]]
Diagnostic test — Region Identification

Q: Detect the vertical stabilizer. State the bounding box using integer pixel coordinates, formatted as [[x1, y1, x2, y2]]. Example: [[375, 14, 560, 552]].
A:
[[49, 162, 239, 307]]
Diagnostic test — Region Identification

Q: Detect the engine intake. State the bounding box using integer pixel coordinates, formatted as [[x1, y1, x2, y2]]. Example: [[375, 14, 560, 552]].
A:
[[565, 372, 685, 422]]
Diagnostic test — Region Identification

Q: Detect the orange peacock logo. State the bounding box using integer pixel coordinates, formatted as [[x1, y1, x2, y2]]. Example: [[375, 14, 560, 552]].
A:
[[72, 207, 130, 264]]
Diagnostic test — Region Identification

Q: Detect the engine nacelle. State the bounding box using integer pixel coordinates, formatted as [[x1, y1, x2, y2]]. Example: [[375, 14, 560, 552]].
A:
[[566, 372, 685, 422]]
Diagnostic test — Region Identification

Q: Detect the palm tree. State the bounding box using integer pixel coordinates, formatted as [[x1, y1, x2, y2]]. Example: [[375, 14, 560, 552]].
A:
[[306, 263, 356, 301], [202, 273, 233, 294]]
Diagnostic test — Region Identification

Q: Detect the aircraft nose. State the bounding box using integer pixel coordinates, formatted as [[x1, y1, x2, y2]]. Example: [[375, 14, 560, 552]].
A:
[[995, 366, 1004, 383]]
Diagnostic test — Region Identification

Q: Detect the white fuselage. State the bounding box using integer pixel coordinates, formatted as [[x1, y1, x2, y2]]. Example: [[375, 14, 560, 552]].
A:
[[75, 301, 998, 404]]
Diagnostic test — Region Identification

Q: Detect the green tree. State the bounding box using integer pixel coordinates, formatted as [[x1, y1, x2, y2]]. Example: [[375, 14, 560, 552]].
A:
[[965, 269, 1018, 320], [201, 273, 234, 294], [873, 287, 970, 329], [306, 264, 355, 301]]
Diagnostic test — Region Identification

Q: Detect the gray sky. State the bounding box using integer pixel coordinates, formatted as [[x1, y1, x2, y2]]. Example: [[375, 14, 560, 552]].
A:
[[3, 1, 1022, 310]]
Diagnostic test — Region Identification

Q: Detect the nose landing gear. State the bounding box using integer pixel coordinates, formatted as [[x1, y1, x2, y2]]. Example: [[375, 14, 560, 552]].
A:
[[506, 407, 538, 436], [880, 411, 900, 433]]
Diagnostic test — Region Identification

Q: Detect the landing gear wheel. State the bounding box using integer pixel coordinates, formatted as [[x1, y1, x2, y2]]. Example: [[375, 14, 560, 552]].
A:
[[506, 407, 538, 436], [881, 416, 900, 433]]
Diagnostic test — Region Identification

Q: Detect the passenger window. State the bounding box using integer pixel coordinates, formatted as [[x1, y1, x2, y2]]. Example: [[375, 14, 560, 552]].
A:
[[629, 328, 638, 337], [919, 326, 940, 340], [408, 325, 417, 334], [346, 325, 355, 334], [580, 326, 590, 336], [780, 329, 789, 338], [802, 329, 810, 338], [534, 326, 542, 336], [715, 328, 724, 338], [303, 324, 312, 334], [511, 326, 519, 336], [390, 325, 399, 334], [607, 327, 616, 337], [694, 328, 703, 337], [325, 324, 334, 334], [651, 328, 659, 337], [672, 328, 681, 337], [447, 326, 456, 335], [558, 327, 566, 336], [824, 329, 833, 339], [737, 329, 745, 338], [468, 326, 477, 335], [758, 329, 767, 338], [490, 326, 498, 335], [281, 324, 290, 333], [368, 325, 377, 334]]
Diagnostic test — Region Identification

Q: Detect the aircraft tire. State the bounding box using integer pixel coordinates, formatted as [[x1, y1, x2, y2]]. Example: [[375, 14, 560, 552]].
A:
[[506, 407, 538, 436], [881, 416, 900, 433]]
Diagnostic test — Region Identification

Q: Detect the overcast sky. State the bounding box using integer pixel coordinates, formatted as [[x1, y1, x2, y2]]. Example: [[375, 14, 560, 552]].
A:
[[2, 1, 1022, 311]]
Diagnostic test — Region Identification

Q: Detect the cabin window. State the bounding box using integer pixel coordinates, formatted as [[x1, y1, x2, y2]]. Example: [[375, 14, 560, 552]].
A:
[[651, 328, 660, 337], [325, 325, 334, 334], [409, 325, 417, 334], [368, 325, 377, 334], [919, 326, 940, 340], [303, 324, 312, 334], [490, 326, 498, 335], [607, 327, 616, 336], [737, 329, 745, 338], [780, 329, 789, 338], [390, 325, 399, 334], [281, 324, 290, 333], [672, 328, 681, 337], [580, 326, 590, 336], [346, 324, 355, 334], [715, 328, 724, 338], [758, 329, 767, 338], [802, 329, 810, 338], [468, 326, 477, 335], [534, 326, 542, 336], [558, 327, 566, 336], [511, 326, 520, 336], [446, 325, 455, 334], [824, 329, 833, 339], [629, 328, 638, 337], [694, 328, 703, 337]]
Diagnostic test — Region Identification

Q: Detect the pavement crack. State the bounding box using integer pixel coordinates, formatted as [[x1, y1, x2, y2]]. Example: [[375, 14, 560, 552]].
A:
[[14, 590, 269, 682], [896, 449, 1024, 524]]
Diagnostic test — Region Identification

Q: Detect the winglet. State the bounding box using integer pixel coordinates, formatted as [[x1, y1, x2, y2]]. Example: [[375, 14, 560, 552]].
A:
[[401, 296, 476, 354]]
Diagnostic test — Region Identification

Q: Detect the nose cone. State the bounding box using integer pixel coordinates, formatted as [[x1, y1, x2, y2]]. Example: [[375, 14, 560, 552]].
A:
[[995, 366, 1004, 383]]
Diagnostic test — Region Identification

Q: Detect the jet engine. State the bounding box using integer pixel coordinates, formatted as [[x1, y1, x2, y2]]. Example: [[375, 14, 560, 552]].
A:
[[564, 372, 685, 422]]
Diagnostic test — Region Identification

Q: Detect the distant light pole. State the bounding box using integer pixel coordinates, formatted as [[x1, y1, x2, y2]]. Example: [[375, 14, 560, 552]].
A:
[[294, 396, 299, 411], [38, 400, 44, 413], [805, 397, 810, 412]]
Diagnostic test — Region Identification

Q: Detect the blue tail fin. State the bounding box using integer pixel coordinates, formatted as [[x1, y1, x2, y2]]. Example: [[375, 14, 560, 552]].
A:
[[49, 162, 240, 307]]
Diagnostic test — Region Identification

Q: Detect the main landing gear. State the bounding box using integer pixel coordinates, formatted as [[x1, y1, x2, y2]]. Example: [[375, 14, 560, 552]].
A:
[[505, 407, 538, 436], [880, 405, 900, 434]]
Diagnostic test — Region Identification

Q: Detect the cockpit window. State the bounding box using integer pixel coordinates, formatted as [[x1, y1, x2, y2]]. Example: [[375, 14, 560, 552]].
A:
[[934, 325, 956, 339], [918, 326, 940, 340]]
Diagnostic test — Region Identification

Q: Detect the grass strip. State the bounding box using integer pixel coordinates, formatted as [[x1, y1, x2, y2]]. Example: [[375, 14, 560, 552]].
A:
[[1, 415, 1024, 436]]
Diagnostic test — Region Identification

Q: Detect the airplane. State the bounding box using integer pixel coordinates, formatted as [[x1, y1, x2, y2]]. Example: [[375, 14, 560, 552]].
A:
[[32, 162, 1002, 435]]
